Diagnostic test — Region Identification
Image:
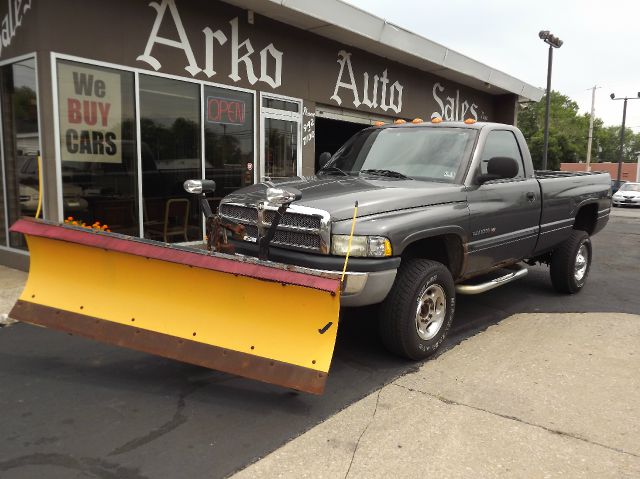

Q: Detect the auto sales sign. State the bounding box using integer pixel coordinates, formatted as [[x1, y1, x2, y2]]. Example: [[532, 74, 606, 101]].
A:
[[58, 63, 122, 163]]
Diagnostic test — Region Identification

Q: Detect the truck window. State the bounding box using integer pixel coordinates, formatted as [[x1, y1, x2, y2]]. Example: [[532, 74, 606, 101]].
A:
[[328, 127, 477, 183], [479, 130, 524, 178]]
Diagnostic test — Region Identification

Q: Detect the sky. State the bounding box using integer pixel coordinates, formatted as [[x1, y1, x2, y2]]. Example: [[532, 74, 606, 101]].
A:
[[343, 0, 640, 130]]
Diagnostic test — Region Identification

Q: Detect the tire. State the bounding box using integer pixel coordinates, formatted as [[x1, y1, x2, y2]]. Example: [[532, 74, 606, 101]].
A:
[[550, 229, 592, 294], [378, 259, 455, 360]]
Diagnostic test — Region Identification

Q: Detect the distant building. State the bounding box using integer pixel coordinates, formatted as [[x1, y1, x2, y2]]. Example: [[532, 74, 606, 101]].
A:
[[560, 162, 638, 182]]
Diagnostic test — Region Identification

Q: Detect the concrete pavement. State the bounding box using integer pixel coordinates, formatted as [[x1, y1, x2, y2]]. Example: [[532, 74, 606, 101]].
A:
[[235, 312, 640, 478], [1, 208, 639, 477], [0, 265, 26, 325]]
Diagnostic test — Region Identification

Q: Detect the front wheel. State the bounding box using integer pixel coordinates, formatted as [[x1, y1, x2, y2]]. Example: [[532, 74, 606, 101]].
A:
[[378, 259, 455, 360], [550, 230, 592, 294]]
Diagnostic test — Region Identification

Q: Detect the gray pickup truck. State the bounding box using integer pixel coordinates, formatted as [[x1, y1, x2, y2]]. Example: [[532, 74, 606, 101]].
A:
[[216, 121, 611, 360]]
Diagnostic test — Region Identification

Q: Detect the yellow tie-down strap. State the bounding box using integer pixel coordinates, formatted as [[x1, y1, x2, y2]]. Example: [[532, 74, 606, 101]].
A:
[[9, 219, 341, 394]]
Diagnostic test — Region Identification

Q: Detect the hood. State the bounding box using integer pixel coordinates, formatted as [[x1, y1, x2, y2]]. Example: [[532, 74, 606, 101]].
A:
[[222, 175, 466, 220], [615, 189, 640, 197]]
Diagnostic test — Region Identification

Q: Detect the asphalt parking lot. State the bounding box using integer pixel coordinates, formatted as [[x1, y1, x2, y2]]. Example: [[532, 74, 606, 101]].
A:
[[1, 207, 639, 479]]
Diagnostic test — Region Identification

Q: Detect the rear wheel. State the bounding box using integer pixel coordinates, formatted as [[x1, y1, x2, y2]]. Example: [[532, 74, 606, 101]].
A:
[[379, 259, 455, 360], [550, 230, 592, 294]]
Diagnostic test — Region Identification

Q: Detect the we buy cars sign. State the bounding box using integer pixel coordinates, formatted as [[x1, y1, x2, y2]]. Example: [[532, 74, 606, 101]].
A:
[[58, 63, 122, 163]]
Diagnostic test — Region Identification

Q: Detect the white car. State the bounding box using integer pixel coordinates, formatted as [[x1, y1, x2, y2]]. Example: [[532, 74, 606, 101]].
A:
[[612, 182, 640, 207]]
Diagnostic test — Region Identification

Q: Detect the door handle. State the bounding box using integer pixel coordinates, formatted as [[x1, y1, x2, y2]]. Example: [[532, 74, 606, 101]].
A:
[[526, 192, 536, 202]]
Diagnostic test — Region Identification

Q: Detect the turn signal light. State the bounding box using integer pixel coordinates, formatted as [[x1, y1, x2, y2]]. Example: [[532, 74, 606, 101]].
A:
[[373, 121, 385, 127], [394, 119, 406, 124], [464, 118, 477, 124], [431, 117, 443, 124], [412, 118, 423, 124]]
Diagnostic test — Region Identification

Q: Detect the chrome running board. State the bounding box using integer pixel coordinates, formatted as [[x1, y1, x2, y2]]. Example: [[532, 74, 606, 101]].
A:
[[456, 264, 528, 295]]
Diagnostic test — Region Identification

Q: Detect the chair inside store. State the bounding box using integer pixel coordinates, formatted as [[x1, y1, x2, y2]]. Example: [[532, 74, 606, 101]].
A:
[[145, 198, 190, 243]]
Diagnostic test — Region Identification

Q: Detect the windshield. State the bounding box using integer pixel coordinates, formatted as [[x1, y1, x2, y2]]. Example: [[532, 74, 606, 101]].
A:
[[323, 127, 477, 183], [619, 183, 640, 192]]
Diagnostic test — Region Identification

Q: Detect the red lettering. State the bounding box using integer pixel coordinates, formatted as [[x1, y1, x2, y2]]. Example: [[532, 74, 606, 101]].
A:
[[236, 102, 244, 123], [83, 100, 98, 126], [68, 98, 82, 124], [98, 102, 111, 127], [207, 97, 246, 125], [208, 98, 219, 121]]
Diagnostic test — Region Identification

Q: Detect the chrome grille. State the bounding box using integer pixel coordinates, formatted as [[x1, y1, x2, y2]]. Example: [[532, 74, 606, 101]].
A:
[[244, 224, 259, 239], [273, 230, 321, 249], [218, 201, 329, 253], [263, 210, 322, 229], [219, 204, 258, 222]]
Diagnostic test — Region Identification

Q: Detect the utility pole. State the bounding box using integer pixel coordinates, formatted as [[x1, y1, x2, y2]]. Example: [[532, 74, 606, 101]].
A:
[[585, 86, 599, 172], [610, 92, 640, 184]]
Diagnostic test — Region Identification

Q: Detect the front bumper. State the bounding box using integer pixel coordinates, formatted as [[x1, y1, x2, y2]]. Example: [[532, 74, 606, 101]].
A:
[[339, 269, 397, 307], [229, 240, 399, 307], [613, 198, 640, 206]]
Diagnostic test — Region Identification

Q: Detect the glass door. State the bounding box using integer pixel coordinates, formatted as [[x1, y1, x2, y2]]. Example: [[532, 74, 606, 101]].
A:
[[260, 95, 301, 181]]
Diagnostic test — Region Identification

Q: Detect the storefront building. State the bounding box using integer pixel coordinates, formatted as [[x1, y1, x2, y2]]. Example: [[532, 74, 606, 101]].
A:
[[0, 0, 542, 269]]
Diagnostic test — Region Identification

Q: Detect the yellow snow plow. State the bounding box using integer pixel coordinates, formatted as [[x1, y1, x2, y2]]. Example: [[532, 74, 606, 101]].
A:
[[9, 181, 343, 394]]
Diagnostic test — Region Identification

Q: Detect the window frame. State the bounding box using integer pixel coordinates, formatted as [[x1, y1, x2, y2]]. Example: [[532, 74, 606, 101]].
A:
[[51, 52, 257, 239], [259, 91, 302, 181], [0, 52, 42, 253]]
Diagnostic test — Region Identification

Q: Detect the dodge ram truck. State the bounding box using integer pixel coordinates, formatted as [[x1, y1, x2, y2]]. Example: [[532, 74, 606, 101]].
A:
[[216, 121, 611, 360]]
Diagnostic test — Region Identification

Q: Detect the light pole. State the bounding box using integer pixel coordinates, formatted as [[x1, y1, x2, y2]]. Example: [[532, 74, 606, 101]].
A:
[[610, 92, 640, 184], [585, 85, 600, 172], [539, 30, 563, 170]]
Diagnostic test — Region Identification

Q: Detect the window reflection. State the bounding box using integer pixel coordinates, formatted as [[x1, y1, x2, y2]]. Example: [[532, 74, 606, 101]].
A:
[[0, 58, 40, 249], [57, 60, 139, 236], [204, 85, 254, 209], [139, 75, 201, 243], [264, 118, 298, 179]]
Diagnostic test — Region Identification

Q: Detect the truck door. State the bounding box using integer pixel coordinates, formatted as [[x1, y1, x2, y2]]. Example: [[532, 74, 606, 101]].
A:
[[465, 130, 540, 275]]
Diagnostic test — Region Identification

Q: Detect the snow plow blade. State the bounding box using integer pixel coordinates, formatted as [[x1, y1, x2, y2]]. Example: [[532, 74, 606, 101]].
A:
[[9, 218, 341, 394]]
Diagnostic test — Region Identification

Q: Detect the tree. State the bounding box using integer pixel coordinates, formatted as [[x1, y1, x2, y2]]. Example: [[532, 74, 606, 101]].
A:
[[517, 90, 640, 169]]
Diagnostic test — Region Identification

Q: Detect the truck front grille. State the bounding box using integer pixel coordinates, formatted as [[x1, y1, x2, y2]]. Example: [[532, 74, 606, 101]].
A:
[[218, 202, 329, 253], [218, 204, 258, 223]]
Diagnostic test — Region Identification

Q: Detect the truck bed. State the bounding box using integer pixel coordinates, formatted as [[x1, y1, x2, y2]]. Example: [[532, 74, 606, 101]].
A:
[[535, 170, 610, 179]]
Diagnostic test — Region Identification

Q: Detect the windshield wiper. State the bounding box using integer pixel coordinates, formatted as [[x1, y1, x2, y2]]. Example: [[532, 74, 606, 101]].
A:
[[360, 169, 410, 179], [319, 166, 349, 176]]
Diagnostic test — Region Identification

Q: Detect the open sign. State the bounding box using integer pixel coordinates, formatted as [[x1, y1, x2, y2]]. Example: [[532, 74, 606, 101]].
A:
[[207, 96, 246, 125]]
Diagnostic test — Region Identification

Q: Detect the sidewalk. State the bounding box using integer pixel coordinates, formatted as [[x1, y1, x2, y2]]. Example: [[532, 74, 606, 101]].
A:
[[234, 312, 640, 478], [0, 265, 26, 323]]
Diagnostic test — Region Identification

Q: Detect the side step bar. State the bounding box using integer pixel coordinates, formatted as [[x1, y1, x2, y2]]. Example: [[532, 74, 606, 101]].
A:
[[456, 264, 528, 295]]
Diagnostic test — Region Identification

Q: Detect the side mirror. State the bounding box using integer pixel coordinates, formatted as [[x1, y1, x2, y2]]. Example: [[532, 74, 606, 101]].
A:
[[318, 152, 332, 170], [266, 186, 302, 205], [184, 179, 216, 194], [477, 157, 519, 184]]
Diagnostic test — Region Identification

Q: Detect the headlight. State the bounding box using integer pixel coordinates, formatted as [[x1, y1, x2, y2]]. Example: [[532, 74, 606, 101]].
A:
[[331, 235, 392, 257]]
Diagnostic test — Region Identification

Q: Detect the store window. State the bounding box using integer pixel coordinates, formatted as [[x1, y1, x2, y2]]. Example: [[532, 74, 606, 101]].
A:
[[204, 85, 254, 206], [139, 75, 201, 242], [261, 95, 301, 180], [0, 57, 40, 249], [56, 60, 138, 235]]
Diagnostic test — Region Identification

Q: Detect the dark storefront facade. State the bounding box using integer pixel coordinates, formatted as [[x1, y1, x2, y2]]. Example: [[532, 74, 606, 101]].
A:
[[0, 0, 541, 269]]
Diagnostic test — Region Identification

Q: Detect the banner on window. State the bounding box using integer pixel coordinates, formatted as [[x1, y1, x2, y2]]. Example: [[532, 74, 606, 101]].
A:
[[58, 63, 122, 163]]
